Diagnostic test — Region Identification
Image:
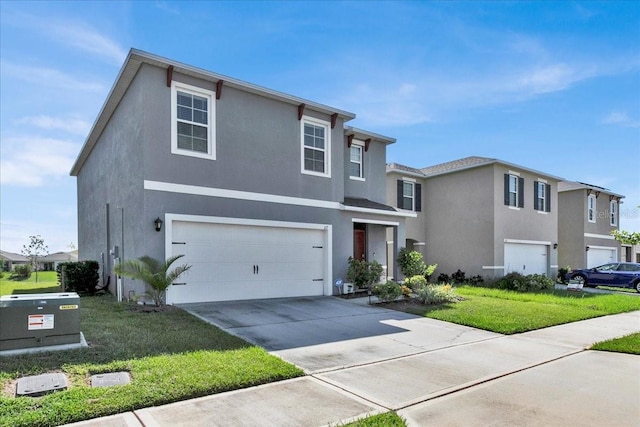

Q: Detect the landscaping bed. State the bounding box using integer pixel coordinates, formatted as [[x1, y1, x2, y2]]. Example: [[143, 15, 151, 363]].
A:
[[0, 295, 302, 427]]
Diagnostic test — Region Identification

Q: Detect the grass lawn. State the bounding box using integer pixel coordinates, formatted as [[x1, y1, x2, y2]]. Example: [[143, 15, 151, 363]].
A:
[[591, 333, 640, 355], [0, 294, 302, 427], [390, 286, 640, 334], [0, 271, 61, 295], [344, 412, 406, 427]]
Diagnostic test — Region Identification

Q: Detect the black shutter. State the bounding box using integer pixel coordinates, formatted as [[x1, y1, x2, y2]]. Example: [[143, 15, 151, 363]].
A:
[[397, 180, 403, 208], [545, 184, 551, 212], [504, 174, 510, 206], [518, 177, 524, 208], [533, 181, 539, 210], [415, 183, 422, 212]]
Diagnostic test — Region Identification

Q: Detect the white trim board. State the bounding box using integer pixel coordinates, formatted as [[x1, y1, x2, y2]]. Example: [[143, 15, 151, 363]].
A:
[[504, 239, 552, 245], [351, 218, 400, 226], [145, 180, 414, 217], [482, 266, 505, 270], [584, 233, 615, 240]]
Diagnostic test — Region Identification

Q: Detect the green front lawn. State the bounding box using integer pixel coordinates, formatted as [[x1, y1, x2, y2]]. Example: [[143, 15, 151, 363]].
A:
[[0, 271, 61, 295], [591, 333, 640, 354], [344, 412, 406, 427], [0, 295, 302, 427], [392, 286, 640, 334]]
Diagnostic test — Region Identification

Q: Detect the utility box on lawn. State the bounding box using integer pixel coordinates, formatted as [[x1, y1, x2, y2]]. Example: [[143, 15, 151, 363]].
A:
[[0, 293, 81, 351]]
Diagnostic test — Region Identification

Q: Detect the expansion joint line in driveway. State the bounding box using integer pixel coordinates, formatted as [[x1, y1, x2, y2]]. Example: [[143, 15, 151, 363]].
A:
[[310, 347, 586, 412]]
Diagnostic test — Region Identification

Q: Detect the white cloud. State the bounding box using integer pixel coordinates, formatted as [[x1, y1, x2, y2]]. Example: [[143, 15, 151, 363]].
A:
[[0, 218, 77, 254], [1, 61, 105, 92], [49, 22, 127, 66], [16, 115, 92, 136], [0, 137, 78, 186], [602, 111, 640, 128]]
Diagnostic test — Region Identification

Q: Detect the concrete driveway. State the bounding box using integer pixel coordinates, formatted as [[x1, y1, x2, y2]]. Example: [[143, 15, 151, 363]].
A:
[[72, 299, 640, 426], [179, 296, 501, 373]]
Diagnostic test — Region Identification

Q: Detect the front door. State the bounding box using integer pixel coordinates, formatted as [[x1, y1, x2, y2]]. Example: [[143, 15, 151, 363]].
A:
[[353, 224, 366, 260]]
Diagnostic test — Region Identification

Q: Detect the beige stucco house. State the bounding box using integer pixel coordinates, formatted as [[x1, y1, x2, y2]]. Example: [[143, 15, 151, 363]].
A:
[[558, 181, 624, 270], [387, 156, 562, 280]]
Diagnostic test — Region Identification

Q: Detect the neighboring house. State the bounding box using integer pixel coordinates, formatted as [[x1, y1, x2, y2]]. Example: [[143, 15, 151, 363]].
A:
[[40, 251, 79, 271], [70, 49, 411, 304], [558, 181, 624, 269], [0, 251, 29, 271], [386, 156, 561, 280]]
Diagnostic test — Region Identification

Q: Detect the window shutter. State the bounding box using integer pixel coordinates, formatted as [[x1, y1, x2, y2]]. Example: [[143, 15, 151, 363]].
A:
[[545, 184, 551, 212], [397, 180, 403, 208], [504, 174, 510, 205], [415, 183, 422, 212], [518, 177, 524, 208], [533, 181, 539, 210]]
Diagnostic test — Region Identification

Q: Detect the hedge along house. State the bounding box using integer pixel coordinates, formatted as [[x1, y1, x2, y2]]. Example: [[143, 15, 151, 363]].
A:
[[387, 157, 562, 280], [70, 49, 411, 304], [558, 181, 624, 270]]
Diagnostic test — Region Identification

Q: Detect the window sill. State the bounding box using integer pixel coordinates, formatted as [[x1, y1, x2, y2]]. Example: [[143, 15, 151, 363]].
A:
[[302, 170, 331, 179], [508, 206, 521, 211], [536, 211, 549, 215], [349, 176, 365, 182]]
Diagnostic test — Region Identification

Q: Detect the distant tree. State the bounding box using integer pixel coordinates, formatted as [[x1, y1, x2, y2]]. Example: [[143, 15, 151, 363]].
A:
[[22, 235, 48, 283], [611, 230, 640, 246]]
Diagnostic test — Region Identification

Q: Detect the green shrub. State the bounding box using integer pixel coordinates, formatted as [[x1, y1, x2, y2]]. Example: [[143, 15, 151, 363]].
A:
[[451, 269, 466, 284], [373, 281, 402, 303], [425, 263, 438, 281], [494, 272, 554, 292], [57, 261, 100, 295], [468, 275, 484, 286], [397, 248, 427, 277], [346, 258, 383, 291], [405, 275, 427, 292], [416, 283, 461, 304], [10, 264, 32, 279], [436, 273, 450, 283], [557, 267, 570, 284]]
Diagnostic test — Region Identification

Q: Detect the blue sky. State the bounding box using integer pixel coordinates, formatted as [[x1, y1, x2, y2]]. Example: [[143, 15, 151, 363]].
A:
[[1, 1, 639, 253]]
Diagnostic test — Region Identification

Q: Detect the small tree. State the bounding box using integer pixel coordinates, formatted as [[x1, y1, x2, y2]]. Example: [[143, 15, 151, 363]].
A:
[[114, 255, 191, 306], [21, 235, 48, 283], [346, 257, 383, 292], [397, 247, 427, 278], [611, 230, 640, 246]]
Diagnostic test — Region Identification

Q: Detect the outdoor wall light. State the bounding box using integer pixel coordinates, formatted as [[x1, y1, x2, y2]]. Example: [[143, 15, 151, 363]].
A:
[[553, 243, 558, 249], [154, 217, 163, 232], [585, 246, 590, 252]]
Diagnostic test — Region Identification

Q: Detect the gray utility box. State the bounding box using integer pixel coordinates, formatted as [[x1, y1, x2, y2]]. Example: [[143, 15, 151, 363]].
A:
[[0, 293, 81, 351]]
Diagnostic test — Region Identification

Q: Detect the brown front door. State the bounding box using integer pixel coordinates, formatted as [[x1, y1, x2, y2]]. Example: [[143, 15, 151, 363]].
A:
[[354, 224, 366, 260]]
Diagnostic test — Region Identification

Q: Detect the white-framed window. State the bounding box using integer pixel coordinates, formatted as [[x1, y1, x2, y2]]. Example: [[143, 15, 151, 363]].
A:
[[301, 116, 331, 178], [587, 194, 596, 223], [171, 82, 215, 160], [536, 181, 545, 211], [402, 181, 414, 211], [610, 200, 617, 226], [349, 143, 364, 180]]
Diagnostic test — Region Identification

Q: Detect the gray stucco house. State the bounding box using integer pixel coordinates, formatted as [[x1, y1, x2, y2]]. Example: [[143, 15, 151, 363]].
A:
[[71, 49, 411, 303], [558, 181, 624, 270], [386, 156, 562, 280], [0, 251, 29, 271]]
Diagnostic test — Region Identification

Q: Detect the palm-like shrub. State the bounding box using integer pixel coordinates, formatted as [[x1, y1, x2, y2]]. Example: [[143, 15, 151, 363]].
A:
[[114, 255, 191, 306]]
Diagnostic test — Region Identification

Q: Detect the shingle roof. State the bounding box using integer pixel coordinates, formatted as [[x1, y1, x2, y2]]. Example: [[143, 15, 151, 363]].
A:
[[386, 163, 426, 176], [420, 156, 495, 176], [558, 181, 625, 198], [0, 250, 29, 262], [343, 197, 397, 212], [40, 252, 78, 262]]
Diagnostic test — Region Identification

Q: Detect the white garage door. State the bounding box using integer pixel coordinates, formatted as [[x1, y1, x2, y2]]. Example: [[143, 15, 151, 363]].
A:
[[504, 243, 548, 275], [587, 247, 616, 268], [167, 221, 326, 304]]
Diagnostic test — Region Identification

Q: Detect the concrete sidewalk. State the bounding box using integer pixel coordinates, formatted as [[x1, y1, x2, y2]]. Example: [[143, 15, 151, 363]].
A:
[[66, 310, 640, 427]]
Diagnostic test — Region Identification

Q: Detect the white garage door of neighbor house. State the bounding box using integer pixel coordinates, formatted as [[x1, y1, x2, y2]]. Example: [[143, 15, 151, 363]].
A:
[[167, 221, 326, 304], [504, 243, 548, 275], [587, 248, 616, 268]]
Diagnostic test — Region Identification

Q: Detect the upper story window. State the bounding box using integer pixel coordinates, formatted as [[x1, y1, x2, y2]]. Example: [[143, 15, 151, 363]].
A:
[[610, 200, 617, 226], [396, 179, 421, 212], [534, 181, 551, 212], [587, 194, 596, 223], [504, 173, 524, 208], [301, 116, 331, 178], [171, 82, 215, 160], [349, 144, 364, 180]]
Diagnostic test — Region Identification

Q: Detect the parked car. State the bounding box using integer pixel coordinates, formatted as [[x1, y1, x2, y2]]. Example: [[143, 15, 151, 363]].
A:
[[566, 263, 640, 293]]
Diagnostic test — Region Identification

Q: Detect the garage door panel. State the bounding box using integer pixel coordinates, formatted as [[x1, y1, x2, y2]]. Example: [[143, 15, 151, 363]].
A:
[[504, 243, 548, 276], [587, 248, 616, 268], [168, 221, 326, 304]]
